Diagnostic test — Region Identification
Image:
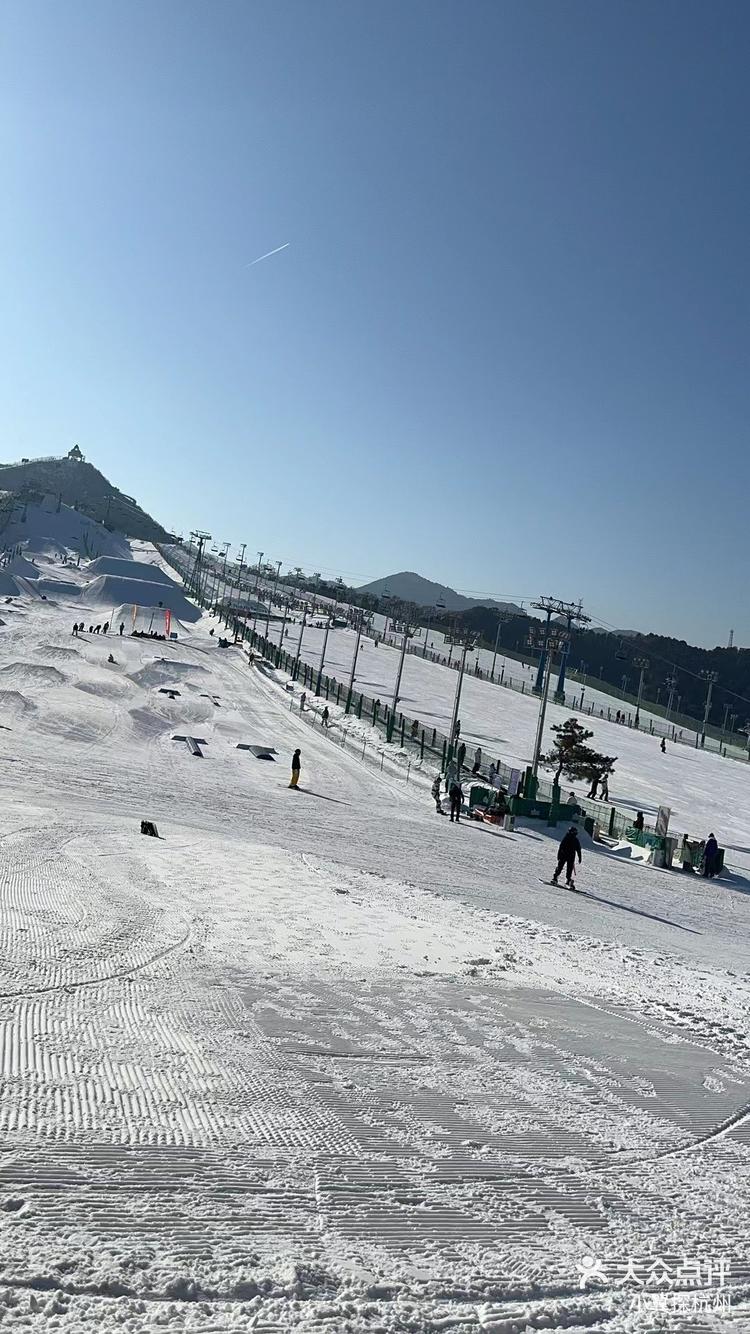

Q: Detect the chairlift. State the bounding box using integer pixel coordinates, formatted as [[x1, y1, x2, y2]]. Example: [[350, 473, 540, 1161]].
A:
[[614, 637, 628, 661]]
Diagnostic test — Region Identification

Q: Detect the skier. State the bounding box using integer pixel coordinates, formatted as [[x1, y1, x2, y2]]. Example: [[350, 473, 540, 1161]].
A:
[[600, 773, 609, 802], [289, 749, 301, 788], [431, 774, 443, 814], [472, 746, 482, 775], [449, 779, 463, 823], [321, 706, 329, 729], [552, 826, 582, 888], [119, 622, 125, 635], [72, 621, 78, 637], [489, 762, 497, 785], [703, 832, 719, 878], [660, 737, 666, 753], [102, 621, 109, 635], [300, 691, 307, 711]]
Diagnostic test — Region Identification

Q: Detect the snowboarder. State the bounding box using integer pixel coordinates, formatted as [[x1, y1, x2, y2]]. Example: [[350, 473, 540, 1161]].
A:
[[321, 706, 329, 729], [600, 773, 609, 802], [633, 811, 645, 832], [703, 833, 719, 878], [660, 737, 666, 753], [431, 774, 443, 814], [457, 741, 466, 772], [119, 622, 125, 635], [449, 780, 463, 823], [300, 691, 307, 711], [102, 621, 109, 635], [289, 749, 301, 788], [72, 622, 78, 636], [472, 746, 482, 775], [552, 826, 582, 888], [489, 762, 497, 785]]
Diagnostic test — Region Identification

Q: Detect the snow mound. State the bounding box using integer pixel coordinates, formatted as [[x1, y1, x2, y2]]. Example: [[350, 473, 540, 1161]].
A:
[[0, 663, 66, 689], [33, 645, 82, 662], [74, 678, 132, 701], [128, 659, 208, 689], [86, 557, 176, 586], [83, 576, 199, 621], [0, 690, 36, 718]]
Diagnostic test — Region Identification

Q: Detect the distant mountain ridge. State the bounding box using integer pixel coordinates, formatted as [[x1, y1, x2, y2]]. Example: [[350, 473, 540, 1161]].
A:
[[357, 570, 523, 615], [0, 454, 170, 543]]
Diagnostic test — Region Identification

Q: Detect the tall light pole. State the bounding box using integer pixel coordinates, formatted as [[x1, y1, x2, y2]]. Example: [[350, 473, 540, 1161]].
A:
[[699, 670, 718, 746], [293, 605, 307, 681], [230, 543, 247, 630], [190, 532, 211, 604], [315, 617, 331, 695], [490, 611, 512, 682], [254, 551, 264, 599], [633, 656, 649, 728], [421, 598, 445, 659], [346, 609, 365, 713], [272, 559, 282, 607], [448, 636, 473, 758], [388, 615, 413, 740], [664, 672, 678, 721], [214, 542, 230, 612]]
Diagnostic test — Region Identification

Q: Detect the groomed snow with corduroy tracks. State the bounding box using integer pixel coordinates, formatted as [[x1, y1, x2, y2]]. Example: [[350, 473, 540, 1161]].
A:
[[0, 514, 746, 1331]]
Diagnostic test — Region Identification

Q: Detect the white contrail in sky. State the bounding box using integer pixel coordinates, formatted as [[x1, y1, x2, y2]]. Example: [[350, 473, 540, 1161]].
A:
[[245, 242, 290, 267]]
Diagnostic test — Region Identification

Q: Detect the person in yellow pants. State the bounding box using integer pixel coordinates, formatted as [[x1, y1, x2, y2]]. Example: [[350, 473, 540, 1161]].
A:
[[289, 749, 301, 788]]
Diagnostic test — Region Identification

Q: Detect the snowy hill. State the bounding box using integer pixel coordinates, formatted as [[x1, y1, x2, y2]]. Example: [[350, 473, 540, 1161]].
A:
[[358, 570, 523, 613], [0, 454, 170, 542], [1, 499, 131, 562]]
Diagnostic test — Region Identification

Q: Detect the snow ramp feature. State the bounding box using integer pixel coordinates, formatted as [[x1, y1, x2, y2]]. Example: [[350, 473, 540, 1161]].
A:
[[83, 575, 200, 621], [85, 556, 177, 586], [3, 555, 39, 580], [128, 659, 208, 689]]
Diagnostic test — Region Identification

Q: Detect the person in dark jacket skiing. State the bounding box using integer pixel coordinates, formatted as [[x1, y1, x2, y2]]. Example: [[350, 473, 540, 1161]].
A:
[[449, 780, 463, 823], [552, 826, 582, 887], [289, 749, 301, 788]]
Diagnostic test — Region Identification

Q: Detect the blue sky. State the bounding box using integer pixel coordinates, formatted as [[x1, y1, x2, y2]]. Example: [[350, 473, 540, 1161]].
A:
[[1, 1, 748, 645]]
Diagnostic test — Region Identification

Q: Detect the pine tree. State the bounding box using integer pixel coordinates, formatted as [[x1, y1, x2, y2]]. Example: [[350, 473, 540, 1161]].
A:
[[542, 718, 595, 785]]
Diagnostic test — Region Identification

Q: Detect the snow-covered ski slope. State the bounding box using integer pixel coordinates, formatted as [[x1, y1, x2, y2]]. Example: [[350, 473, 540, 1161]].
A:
[[0, 534, 747, 1330], [263, 613, 750, 865]]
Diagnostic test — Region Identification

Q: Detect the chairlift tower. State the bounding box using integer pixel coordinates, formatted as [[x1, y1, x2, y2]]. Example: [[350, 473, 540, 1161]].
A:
[[529, 597, 588, 779]]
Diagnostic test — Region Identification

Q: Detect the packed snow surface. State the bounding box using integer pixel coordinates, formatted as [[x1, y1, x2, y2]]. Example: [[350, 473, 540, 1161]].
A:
[[0, 542, 746, 1330]]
